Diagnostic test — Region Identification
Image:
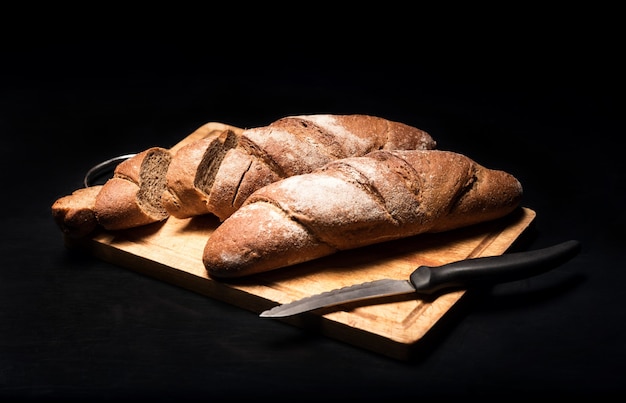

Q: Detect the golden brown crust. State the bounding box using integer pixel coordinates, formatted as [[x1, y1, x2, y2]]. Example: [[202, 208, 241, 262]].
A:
[[206, 147, 283, 222], [206, 114, 436, 221], [203, 149, 522, 278], [51, 116, 436, 236], [158, 114, 435, 223], [163, 138, 213, 218], [94, 178, 154, 230], [94, 147, 172, 231], [204, 202, 337, 276], [163, 129, 240, 219], [51, 185, 103, 238]]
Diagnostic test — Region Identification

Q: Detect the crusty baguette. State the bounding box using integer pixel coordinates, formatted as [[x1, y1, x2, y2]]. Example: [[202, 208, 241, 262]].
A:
[[94, 147, 172, 230], [52, 115, 434, 235], [51, 185, 103, 238], [162, 129, 239, 218], [165, 114, 436, 221], [203, 149, 523, 278]]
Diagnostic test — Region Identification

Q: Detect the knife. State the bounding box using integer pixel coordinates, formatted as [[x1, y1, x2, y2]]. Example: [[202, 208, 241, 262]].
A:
[[260, 240, 581, 318]]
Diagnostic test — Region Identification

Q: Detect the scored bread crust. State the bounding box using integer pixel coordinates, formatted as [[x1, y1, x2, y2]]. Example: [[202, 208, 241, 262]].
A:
[[52, 115, 436, 237], [203, 149, 523, 278], [207, 114, 437, 221], [162, 129, 239, 219], [164, 114, 436, 221]]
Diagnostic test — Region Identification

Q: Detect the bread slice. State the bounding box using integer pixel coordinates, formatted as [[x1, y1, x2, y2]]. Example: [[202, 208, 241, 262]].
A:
[[94, 147, 172, 230], [162, 129, 239, 218]]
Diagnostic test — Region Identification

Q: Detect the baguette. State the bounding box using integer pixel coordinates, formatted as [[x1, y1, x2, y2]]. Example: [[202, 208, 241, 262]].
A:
[[203, 149, 523, 278], [163, 114, 436, 221], [94, 147, 172, 230], [52, 115, 434, 235], [50, 142, 198, 236]]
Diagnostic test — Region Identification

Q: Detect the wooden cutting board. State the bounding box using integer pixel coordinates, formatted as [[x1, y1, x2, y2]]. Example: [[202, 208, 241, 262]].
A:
[[64, 122, 536, 360]]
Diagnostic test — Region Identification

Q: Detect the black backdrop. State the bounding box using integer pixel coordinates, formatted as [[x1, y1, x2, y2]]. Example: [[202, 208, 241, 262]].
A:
[[2, 12, 625, 401]]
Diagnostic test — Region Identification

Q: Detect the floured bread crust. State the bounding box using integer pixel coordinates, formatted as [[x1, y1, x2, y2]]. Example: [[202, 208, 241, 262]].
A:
[[203, 149, 523, 278], [159, 114, 436, 222], [197, 114, 436, 221]]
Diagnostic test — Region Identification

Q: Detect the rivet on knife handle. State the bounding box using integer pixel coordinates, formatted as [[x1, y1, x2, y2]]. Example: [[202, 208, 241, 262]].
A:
[[260, 240, 581, 318]]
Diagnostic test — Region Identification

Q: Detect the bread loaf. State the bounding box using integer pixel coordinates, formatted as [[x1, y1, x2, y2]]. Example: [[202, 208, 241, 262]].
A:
[[94, 147, 172, 230], [203, 149, 523, 278], [51, 142, 206, 236], [51, 185, 103, 238], [52, 115, 434, 235], [164, 114, 436, 221]]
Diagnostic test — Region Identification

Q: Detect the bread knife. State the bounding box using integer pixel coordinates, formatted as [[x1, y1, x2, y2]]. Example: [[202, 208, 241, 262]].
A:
[[260, 240, 581, 318]]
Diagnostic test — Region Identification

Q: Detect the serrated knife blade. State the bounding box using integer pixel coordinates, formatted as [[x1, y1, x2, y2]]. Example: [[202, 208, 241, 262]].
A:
[[260, 240, 581, 318]]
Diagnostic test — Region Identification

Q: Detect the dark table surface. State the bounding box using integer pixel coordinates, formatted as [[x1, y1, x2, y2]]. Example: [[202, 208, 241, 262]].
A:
[[2, 24, 625, 401]]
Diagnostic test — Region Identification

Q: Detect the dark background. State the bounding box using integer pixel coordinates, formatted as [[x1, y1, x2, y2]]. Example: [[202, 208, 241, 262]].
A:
[[2, 9, 625, 401]]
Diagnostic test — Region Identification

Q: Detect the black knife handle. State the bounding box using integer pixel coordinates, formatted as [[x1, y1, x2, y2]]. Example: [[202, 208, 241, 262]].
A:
[[409, 240, 581, 294]]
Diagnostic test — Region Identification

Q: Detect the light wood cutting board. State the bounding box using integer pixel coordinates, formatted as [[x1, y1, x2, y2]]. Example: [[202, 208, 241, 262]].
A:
[[64, 122, 536, 360]]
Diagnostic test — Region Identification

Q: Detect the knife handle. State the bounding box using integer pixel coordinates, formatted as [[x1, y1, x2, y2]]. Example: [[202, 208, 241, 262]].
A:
[[409, 240, 581, 294]]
